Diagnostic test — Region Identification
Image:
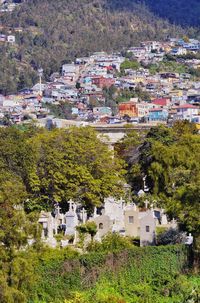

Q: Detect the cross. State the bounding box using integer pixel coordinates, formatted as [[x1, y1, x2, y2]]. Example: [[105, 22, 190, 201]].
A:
[[68, 199, 74, 211], [56, 204, 61, 215]]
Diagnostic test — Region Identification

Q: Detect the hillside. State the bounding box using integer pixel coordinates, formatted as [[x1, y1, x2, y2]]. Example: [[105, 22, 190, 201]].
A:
[[144, 0, 200, 27], [0, 0, 198, 94]]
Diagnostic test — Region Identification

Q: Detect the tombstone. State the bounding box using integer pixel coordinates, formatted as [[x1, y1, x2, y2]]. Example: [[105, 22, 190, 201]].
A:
[[104, 197, 125, 232], [61, 239, 69, 248], [38, 212, 51, 239], [65, 199, 78, 236], [38, 211, 57, 247], [138, 189, 145, 197], [80, 207, 87, 223], [92, 215, 112, 240], [160, 210, 168, 225], [185, 233, 193, 245]]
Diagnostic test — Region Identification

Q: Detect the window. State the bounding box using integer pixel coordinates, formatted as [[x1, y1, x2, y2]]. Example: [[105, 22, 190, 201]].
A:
[[99, 223, 103, 230], [146, 225, 150, 232], [129, 216, 134, 224]]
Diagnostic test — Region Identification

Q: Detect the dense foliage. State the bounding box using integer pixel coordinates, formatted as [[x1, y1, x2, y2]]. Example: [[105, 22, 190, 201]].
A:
[[0, 123, 200, 302], [144, 0, 200, 27], [0, 0, 196, 94], [118, 121, 200, 245], [27, 242, 197, 303], [0, 126, 125, 212]]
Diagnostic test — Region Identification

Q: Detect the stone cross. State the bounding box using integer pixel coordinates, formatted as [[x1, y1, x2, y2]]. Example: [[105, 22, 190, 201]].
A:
[[55, 203, 61, 215], [68, 199, 74, 211]]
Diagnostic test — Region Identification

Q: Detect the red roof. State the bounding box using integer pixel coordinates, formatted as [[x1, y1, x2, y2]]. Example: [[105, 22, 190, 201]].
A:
[[176, 104, 197, 109], [152, 98, 170, 106]]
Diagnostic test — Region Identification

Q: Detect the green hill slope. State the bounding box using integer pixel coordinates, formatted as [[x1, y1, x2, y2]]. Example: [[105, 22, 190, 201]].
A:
[[0, 0, 198, 94]]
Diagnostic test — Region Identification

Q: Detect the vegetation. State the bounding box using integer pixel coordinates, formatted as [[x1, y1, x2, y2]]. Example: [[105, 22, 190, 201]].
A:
[[147, 59, 189, 75], [44, 102, 75, 120], [143, 0, 200, 27], [120, 59, 140, 74], [0, 126, 125, 212], [118, 121, 200, 246], [0, 0, 195, 94], [28, 242, 197, 302], [0, 122, 199, 302]]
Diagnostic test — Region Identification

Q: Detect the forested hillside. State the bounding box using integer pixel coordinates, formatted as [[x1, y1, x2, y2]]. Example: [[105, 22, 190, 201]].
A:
[[0, 0, 197, 93], [144, 0, 200, 27]]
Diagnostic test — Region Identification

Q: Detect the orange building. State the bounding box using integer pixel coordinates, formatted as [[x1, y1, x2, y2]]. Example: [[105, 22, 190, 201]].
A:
[[118, 101, 138, 117], [91, 76, 115, 88]]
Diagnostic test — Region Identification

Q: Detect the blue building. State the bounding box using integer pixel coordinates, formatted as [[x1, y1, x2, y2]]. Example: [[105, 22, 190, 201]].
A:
[[148, 108, 168, 122]]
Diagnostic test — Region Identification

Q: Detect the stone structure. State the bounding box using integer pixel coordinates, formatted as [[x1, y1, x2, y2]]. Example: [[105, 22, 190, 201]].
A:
[[64, 199, 78, 236], [38, 197, 177, 247]]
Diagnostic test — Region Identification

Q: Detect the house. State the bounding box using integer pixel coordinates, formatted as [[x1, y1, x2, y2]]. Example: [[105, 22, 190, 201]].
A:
[[136, 102, 154, 118], [183, 43, 200, 51], [0, 34, 6, 42], [173, 104, 199, 121], [93, 107, 112, 117], [170, 47, 187, 56], [61, 64, 79, 81], [152, 98, 171, 107], [7, 35, 15, 43], [148, 108, 168, 122], [118, 101, 138, 117], [160, 73, 179, 80], [91, 76, 115, 88], [127, 47, 147, 60]]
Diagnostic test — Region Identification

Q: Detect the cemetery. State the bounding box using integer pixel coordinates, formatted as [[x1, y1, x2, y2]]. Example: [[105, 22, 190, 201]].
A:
[[38, 195, 178, 248]]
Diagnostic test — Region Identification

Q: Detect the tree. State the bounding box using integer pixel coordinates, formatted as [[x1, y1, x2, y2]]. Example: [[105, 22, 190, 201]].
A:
[[0, 172, 40, 303], [120, 59, 140, 74], [26, 127, 126, 212], [119, 123, 200, 244]]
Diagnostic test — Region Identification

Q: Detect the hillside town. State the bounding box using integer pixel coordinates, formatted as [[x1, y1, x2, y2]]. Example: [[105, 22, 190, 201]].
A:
[[0, 38, 200, 129]]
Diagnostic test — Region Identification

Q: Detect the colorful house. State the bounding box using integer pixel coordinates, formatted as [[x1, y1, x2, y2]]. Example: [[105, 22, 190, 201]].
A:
[[152, 98, 171, 107], [173, 104, 199, 121], [148, 108, 168, 121], [118, 101, 138, 117]]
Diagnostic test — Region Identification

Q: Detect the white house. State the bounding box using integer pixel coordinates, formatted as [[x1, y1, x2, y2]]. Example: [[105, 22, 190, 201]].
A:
[[61, 64, 79, 81], [7, 35, 15, 43], [174, 104, 199, 121]]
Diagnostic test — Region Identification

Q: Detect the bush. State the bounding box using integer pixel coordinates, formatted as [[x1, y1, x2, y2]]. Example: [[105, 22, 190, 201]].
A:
[[157, 228, 185, 246]]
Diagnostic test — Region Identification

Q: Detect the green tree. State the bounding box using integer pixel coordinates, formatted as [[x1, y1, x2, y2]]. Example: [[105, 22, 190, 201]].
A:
[[120, 59, 140, 74], [119, 123, 200, 244], [0, 172, 40, 303], [27, 127, 126, 212]]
